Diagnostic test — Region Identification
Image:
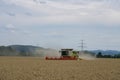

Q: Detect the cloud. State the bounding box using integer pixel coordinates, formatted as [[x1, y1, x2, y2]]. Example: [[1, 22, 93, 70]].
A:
[[43, 31, 65, 39], [33, 0, 47, 4], [6, 24, 15, 29], [5, 24, 16, 33], [0, 0, 120, 26], [25, 12, 32, 16], [2, 0, 119, 14], [4, 23, 33, 35], [6, 12, 16, 16]]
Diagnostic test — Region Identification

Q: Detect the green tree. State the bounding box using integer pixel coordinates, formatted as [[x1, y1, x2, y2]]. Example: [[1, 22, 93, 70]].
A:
[[96, 52, 103, 58]]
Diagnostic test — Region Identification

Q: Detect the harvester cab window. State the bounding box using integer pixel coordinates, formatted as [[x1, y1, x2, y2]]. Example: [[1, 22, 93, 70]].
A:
[[61, 51, 68, 56]]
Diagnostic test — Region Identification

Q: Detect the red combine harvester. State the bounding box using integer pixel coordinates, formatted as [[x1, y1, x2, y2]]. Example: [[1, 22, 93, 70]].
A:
[[45, 49, 79, 60]]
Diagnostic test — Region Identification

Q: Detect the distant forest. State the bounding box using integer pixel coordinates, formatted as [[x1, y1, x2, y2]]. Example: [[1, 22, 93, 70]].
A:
[[96, 52, 120, 58], [0, 46, 18, 56]]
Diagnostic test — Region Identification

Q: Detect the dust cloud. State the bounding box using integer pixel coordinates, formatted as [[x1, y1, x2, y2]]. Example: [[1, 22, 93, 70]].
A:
[[34, 49, 61, 57], [78, 52, 96, 60]]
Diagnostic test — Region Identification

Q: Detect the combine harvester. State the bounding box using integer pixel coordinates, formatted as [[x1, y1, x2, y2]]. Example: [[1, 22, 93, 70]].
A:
[[45, 49, 81, 60]]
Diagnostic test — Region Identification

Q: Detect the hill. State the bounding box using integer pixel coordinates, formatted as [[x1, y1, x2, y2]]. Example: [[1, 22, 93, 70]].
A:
[[0, 45, 57, 57]]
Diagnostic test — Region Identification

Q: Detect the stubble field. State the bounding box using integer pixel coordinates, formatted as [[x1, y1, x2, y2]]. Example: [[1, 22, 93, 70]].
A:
[[0, 57, 120, 80]]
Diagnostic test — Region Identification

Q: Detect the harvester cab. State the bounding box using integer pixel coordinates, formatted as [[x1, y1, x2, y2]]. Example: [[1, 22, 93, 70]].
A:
[[60, 49, 73, 56]]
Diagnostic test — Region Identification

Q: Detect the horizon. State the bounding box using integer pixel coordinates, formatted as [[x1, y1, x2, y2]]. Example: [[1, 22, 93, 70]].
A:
[[0, 0, 120, 50], [0, 44, 120, 51]]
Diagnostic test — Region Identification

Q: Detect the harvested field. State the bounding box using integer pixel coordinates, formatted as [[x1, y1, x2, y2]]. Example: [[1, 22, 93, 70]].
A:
[[0, 57, 120, 80]]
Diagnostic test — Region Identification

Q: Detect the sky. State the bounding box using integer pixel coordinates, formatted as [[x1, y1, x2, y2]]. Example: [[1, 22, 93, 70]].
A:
[[0, 0, 120, 50]]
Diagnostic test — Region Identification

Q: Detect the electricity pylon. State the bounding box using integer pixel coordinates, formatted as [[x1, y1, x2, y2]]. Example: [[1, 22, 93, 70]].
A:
[[78, 40, 86, 52]]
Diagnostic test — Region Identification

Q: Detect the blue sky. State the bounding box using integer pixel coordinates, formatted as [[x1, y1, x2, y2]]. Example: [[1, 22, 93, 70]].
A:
[[0, 0, 120, 50]]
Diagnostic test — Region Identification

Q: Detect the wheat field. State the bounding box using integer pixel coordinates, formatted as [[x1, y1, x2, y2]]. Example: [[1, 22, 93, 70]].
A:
[[0, 57, 120, 80]]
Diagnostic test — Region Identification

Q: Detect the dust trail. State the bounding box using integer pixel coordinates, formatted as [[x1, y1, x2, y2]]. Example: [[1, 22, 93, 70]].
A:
[[79, 52, 96, 60], [34, 48, 60, 57]]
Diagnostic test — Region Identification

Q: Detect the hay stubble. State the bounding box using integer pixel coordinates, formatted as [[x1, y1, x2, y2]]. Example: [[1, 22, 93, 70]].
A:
[[0, 57, 120, 80]]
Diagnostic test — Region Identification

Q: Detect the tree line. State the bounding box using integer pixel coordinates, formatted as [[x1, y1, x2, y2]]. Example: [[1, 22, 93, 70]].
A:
[[96, 52, 120, 58]]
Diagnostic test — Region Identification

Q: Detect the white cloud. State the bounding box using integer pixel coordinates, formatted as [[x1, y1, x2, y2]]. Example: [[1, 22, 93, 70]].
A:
[[1, 0, 120, 26], [6, 24, 15, 29], [4, 24, 16, 33]]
